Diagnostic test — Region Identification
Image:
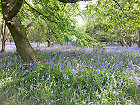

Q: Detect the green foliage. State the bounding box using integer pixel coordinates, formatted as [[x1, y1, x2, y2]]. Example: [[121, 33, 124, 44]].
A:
[[97, 0, 140, 42], [80, 0, 140, 45], [0, 1, 1, 12], [17, 0, 97, 47]]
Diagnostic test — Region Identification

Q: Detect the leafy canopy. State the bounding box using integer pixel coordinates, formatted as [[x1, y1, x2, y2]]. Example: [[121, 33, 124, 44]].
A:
[[19, 0, 96, 47]]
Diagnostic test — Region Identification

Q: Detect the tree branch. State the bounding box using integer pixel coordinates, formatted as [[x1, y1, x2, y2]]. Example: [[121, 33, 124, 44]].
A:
[[112, 0, 128, 17], [24, 0, 59, 24], [26, 22, 33, 29]]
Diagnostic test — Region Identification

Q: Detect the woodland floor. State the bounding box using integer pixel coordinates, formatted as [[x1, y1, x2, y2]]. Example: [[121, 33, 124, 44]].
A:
[[0, 41, 139, 53]]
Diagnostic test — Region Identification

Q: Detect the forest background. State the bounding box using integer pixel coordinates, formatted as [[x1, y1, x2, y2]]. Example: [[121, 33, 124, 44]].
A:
[[0, 0, 140, 105]]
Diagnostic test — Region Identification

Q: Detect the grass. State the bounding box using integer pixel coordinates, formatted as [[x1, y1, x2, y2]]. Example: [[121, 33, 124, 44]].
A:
[[0, 47, 140, 105]]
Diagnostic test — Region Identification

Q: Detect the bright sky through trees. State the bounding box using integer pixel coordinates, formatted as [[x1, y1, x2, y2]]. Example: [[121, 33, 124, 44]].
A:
[[79, 0, 97, 10], [76, 0, 98, 25]]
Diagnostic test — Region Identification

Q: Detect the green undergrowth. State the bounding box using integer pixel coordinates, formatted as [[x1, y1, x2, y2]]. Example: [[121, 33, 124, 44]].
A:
[[0, 50, 140, 105]]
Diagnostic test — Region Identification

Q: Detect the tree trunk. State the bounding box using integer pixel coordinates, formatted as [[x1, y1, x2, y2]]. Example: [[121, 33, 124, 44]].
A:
[[7, 17, 39, 63], [37, 42, 40, 47], [138, 27, 140, 47], [120, 35, 128, 47], [47, 40, 51, 47], [125, 36, 132, 47], [1, 0, 39, 63], [1, 21, 8, 52], [47, 37, 52, 47], [0, 21, 4, 47], [47, 29, 51, 47]]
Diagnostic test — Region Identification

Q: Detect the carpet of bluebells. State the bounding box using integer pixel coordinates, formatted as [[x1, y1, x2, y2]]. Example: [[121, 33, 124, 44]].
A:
[[0, 46, 140, 105]]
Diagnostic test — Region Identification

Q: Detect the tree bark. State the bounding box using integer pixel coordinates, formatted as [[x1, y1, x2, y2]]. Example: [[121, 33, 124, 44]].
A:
[[138, 27, 140, 47], [125, 36, 132, 47], [121, 35, 129, 47], [47, 29, 51, 47], [1, 0, 39, 63], [6, 17, 39, 63], [1, 20, 7, 52]]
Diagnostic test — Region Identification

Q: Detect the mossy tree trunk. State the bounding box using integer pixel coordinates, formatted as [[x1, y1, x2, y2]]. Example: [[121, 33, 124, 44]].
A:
[[1, 0, 39, 63]]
